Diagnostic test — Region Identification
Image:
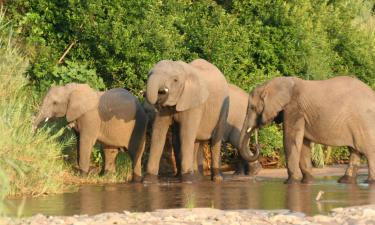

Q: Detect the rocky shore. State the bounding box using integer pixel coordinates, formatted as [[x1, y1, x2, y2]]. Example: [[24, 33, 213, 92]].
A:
[[2, 204, 375, 225]]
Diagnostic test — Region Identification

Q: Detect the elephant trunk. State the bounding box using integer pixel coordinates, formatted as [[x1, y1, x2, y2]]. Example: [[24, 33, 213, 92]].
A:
[[146, 75, 160, 105], [146, 75, 168, 107], [32, 108, 50, 133], [239, 115, 260, 162]]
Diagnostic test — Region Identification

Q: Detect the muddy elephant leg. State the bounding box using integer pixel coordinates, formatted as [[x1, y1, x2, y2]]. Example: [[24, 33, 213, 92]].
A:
[[102, 147, 118, 175], [300, 139, 314, 184], [338, 148, 360, 184], [144, 113, 172, 183], [283, 116, 305, 184]]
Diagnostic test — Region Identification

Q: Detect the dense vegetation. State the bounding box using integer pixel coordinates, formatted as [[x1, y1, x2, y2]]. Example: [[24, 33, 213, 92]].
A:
[[0, 9, 71, 202], [1, 0, 375, 197]]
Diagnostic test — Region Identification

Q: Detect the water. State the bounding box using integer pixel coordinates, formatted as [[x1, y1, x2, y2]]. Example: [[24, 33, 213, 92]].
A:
[[5, 175, 375, 217]]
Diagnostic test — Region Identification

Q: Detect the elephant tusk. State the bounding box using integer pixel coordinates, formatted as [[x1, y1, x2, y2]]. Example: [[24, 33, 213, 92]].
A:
[[45, 117, 49, 123], [247, 127, 252, 133], [164, 87, 169, 93]]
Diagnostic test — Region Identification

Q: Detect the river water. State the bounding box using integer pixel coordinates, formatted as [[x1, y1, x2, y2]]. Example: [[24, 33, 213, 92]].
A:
[[5, 175, 375, 217]]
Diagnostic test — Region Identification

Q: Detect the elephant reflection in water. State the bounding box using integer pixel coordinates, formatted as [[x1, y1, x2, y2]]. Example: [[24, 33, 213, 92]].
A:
[[286, 184, 313, 214]]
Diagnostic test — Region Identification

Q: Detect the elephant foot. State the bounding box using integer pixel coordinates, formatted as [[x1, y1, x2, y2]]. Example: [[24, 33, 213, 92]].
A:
[[246, 161, 262, 176], [284, 177, 299, 184], [181, 173, 197, 184], [132, 174, 143, 183], [301, 174, 314, 184], [338, 175, 357, 184], [79, 170, 89, 178], [142, 174, 159, 184], [212, 174, 223, 182], [211, 168, 223, 182]]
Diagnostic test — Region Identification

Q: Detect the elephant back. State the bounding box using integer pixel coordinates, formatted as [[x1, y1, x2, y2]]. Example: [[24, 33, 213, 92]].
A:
[[98, 88, 140, 123]]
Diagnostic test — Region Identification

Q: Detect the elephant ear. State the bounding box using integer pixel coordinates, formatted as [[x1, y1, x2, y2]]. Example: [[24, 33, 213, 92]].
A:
[[176, 63, 209, 111], [261, 77, 295, 124], [66, 85, 98, 122]]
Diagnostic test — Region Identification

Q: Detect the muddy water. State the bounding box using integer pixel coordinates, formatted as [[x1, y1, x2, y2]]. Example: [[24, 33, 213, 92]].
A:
[[5, 175, 375, 217]]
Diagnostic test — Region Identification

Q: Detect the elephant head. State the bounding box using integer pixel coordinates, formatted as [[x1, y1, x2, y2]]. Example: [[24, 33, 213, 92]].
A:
[[146, 60, 209, 111], [239, 77, 295, 161], [32, 83, 98, 132]]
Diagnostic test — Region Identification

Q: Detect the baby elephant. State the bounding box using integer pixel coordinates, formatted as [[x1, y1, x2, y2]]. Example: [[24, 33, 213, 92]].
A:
[[32, 83, 147, 181]]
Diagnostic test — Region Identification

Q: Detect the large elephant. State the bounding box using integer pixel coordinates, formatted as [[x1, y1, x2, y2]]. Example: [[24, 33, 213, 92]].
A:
[[144, 59, 230, 183], [32, 83, 147, 181], [239, 76, 375, 184]]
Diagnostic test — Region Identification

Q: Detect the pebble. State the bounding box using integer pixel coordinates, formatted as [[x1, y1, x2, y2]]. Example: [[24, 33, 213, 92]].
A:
[[5, 205, 375, 225]]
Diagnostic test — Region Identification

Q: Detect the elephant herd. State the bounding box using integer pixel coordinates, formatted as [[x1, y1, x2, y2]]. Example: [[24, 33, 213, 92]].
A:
[[32, 59, 375, 185]]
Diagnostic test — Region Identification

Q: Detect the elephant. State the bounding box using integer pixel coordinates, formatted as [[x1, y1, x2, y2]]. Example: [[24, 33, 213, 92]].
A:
[[144, 59, 233, 183], [192, 84, 262, 176], [32, 83, 147, 181], [239, 76, 375, 184]]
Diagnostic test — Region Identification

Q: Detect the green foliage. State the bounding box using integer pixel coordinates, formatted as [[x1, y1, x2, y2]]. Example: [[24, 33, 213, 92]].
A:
[[258, 124, 283, 158], [0, 10, 70, 198]]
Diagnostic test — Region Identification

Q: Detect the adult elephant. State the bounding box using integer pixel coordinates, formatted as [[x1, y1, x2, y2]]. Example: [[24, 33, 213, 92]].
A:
[[32, 83, 147, 181], [239, 76, 375, 184], [144, 59, 230, 183]]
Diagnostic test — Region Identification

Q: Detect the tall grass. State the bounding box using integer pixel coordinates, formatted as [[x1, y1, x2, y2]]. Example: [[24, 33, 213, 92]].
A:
[[0, 9, 69, 201]]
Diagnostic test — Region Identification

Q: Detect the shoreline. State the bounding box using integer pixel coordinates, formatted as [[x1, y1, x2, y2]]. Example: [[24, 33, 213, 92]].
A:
[[3, 205, 375, 224]]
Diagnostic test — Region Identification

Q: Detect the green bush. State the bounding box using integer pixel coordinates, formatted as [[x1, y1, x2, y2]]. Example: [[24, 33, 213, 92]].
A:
[[0, 10, 70, 197]]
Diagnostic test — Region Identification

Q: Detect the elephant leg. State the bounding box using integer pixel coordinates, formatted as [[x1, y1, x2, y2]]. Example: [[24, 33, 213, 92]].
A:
[[179, 115, 201, 183], [210, 98, 229, 182], [144, 113, 172, 183], [283, 116, 305, 184], [193, 142, 200, 173], [233, 154, 246, 175], [78, 133, 97, 176], [196, 142, 205, 175], [172, 123, 181, 177], [73, 130, 80, 167], [165, 129, 177, 175], [338, 148, 360, 184], [364, 150, 375, 184], [247, 160, 262, 176], [300, 139, 314, 184], [102, 147, 118, 175]]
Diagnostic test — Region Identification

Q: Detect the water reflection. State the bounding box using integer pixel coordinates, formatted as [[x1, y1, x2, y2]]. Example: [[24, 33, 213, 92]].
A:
[[5, 176, 375, 217]]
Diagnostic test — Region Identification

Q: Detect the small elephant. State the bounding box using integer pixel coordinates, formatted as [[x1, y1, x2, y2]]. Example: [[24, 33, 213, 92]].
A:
[[144, 59, 230, 183], [32, 83, 147, 181], [239, 76, 375, 184], [193, 84, 261, 176]]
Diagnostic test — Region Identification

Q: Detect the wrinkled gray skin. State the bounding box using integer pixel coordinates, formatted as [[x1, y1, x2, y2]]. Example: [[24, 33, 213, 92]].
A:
[[240, 76, 375, 184], [33, 83, 147, 181], [195, 84, 261, 176], [144, 59, 229, 183]]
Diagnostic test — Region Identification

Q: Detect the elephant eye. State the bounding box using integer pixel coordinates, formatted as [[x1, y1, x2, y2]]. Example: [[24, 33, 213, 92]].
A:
[[52, 101, 57, 105], [173, 78, 178, 82]]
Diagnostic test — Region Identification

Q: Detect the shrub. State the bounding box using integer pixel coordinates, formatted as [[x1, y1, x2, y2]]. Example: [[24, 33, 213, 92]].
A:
[[0, 10, 70, 197]]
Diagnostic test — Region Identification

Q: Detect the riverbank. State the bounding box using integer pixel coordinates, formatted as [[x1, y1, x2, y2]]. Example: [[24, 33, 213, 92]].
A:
[[3, 204, 375, 225]]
